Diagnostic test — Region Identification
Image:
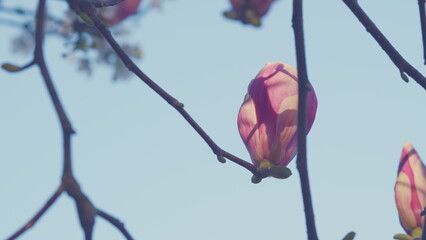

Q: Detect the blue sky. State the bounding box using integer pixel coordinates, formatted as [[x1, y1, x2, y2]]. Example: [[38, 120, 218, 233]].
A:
[[1, 0, 426, 239]]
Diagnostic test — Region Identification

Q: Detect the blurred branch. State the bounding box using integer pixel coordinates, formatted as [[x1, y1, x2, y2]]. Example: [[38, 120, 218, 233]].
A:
[[97, 209, 134, 240], [419, 0, 426, 65], [0, 17, 26, 28], [343, 0, 426, 90], [6, 184, 65, 240], [0, 5, 35, 29], [66, 0, 262, 178], [292, 0, 319, 240], [91, 0, 124, 8], [0, 6, 36, 16], [4, 0, 132, 239]]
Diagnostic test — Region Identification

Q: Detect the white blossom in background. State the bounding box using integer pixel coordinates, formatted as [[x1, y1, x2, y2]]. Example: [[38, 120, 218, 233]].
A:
[[2, 0, 167, 81], [11, 32, 33, 55]]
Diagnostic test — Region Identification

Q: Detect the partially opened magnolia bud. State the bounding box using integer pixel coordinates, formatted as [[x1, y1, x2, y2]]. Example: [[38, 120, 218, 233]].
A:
[[395, 142, 426, 238], [100, 0, 142, 26], [237, 62, 318, 176], [224, 0, 275, 26]]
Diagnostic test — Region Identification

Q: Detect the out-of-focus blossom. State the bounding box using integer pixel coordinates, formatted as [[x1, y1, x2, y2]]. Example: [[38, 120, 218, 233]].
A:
[[237, 62, 317, 177], [11, 32, 34, 55], [395, 142, 426, 239], [57, 10, 78, 37], [224, 0, 275, 26], [100, 0, 142, 26]]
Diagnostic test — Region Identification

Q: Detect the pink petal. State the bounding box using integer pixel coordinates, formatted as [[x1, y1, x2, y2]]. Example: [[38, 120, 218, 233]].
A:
[[237, 62, 318, 167], [101, 0, 142, 26], [395, 142, 426, 233], [250, 0, 275, 17]]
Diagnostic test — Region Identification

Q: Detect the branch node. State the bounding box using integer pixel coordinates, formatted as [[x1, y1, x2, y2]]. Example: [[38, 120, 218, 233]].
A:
[[172, 100, 184, 108], [97, 209, 134, 240], [400, 70, 409, 83], [343, 0, 426, 90], [216, 154, 226, 163]]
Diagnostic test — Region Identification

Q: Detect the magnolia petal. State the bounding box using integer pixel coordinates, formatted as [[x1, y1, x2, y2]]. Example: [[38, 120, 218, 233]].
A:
[[101, 0, 142, 26], [396, 173, 418, 232], [395, 142, 426, 234], [237, 94, 268, 164], [273, 95, 298, 166], [237, 62, 318, 169], [307, 83, 319, 132], [228, 0, 275, 25], [249, 0, 275, 17]]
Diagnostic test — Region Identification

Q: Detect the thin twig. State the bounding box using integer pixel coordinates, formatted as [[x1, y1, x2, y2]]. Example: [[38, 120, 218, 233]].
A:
[[97, 209, 134, 240], [5, 1, 136, 239], [33, 1, 98, 239], [6, 184, 65, 240], [0, 6, 36, 16], [0, 17, 27, 28], [33, 0, 75, 176], [68, 0, 259, 176], [5, 1, 72, 239], [292, 0, 319, 240], [343, 0, 426, 90], [419, 0, 426, 65]]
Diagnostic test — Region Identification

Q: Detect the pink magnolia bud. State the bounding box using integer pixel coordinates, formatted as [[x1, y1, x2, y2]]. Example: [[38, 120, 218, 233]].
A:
[[237, 62, 318, 170], [224, 0, 275, 26], [231, 0, 274, 17], [100, 0, 142, 26], [395, 142, 426, 235]]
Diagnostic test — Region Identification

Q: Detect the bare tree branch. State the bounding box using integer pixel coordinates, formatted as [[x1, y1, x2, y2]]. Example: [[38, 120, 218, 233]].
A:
[[292, 0, 319, 239], [4, 1, 132, 239], [343, 0, 426, 90], [6, 184, 65, 240], [65, 0, 262, 178], [97, 209, 134, 240], [419, 0, 426, 65]]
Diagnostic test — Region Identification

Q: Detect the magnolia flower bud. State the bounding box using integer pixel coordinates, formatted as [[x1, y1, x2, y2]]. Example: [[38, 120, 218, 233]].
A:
[[224, 0, 275, 26], [395, 142, 426, 236], [237, 62, 318, 173], [100, 0, 142, 26]]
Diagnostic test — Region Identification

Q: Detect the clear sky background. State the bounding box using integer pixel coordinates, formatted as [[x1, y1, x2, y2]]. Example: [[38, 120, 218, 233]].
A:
[[1, 0, 426, 239]]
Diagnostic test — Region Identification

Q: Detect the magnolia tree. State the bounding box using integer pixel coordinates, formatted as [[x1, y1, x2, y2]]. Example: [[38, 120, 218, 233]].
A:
[[1, 0, 426, 240]]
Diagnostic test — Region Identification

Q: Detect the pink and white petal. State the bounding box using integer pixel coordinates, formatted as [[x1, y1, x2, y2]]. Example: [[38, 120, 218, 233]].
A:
[[274, 95, 298, 166], [254, 62, 298, 114], [306, 83, 318, 132], [250, 0, 275, 17], [238, 95, 267, 164], [396, 172, 417, 232], [411, 152, 426, 227]]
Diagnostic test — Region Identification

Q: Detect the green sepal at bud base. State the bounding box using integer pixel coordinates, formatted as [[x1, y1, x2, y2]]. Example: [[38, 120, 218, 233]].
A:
[[256, 159, 291, 179], [269, 165, 291, 179], [410, 227, 422, 239], [393, 233, 415, 240], [244, 9, 260, 27], [251, 175, 262, 184], [2, 63, 22, 72], [78, 13, 94, 26], [223, 11, 238, 20], [342, 231, 355, 240]]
